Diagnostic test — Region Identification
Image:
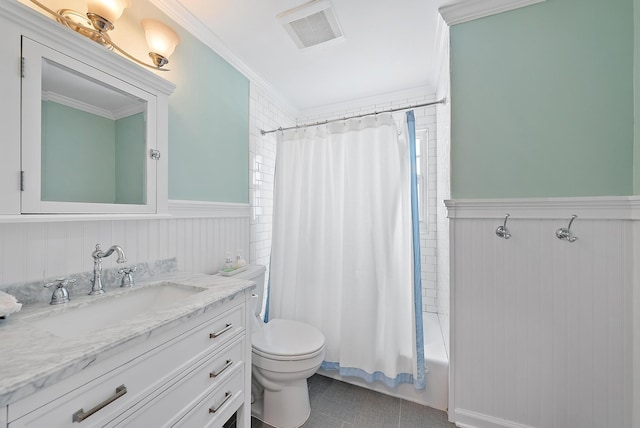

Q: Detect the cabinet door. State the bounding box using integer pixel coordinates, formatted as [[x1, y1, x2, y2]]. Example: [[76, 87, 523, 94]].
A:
[[21, 36, 157, 214]]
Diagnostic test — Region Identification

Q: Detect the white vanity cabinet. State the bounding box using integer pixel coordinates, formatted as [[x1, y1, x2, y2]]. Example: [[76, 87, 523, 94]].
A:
[[6, 293, 252, 428]]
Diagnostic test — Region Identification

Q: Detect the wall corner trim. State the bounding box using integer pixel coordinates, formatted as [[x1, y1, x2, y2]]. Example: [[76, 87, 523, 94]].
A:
[[168, 200, 250, 218], [438, 0, 546, 26]]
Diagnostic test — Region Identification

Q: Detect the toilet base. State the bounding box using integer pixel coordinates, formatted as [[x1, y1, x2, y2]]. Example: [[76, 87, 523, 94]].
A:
[[251, 377, 311, 428]]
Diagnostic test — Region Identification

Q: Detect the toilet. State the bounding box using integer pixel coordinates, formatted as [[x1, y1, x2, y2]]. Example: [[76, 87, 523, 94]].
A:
[[228, 265, 325, 428]]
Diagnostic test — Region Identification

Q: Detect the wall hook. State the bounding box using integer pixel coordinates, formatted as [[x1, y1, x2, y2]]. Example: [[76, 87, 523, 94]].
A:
[[495, 214, 511, 239], [556, 215, 578, 242]]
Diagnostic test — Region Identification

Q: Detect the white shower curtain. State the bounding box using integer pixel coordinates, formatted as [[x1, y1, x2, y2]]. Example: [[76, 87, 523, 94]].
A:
[[268, 114, 421, 387]]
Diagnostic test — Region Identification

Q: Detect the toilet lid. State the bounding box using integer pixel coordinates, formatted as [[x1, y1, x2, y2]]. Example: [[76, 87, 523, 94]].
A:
[[252, 318, 325, 358]]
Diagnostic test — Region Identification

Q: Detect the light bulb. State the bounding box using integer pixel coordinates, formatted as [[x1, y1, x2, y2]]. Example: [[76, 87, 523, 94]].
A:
[[86, 0, 131, 24], [142, 19, 180, 66]]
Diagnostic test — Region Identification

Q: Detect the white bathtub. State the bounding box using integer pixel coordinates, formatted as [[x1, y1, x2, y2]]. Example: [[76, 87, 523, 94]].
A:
[[317, 312, 449, 411]]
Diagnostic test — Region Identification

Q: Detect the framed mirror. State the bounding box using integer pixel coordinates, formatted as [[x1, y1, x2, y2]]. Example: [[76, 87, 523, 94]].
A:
[[21, 36, 158, 214]]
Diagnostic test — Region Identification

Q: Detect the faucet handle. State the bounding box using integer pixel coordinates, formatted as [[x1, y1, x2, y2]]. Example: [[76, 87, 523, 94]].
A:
[[44, 278, 77, 288], [44, 278, 76, 305], [118, 266, 137, 288]]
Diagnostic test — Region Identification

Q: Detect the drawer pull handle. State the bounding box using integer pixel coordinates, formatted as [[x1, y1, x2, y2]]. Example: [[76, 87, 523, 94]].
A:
[[209, 391, 232, 414], [209, 323, 232, 339], [210, 359, 233, 378], [72, 384, 127, 423]]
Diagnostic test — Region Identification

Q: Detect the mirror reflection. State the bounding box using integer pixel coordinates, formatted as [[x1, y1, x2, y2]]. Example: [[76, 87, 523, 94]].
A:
[[40, 58, 147, 205]]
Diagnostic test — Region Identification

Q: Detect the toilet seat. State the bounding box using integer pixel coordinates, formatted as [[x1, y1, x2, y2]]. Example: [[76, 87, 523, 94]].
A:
[[252, 318, 325, 361]]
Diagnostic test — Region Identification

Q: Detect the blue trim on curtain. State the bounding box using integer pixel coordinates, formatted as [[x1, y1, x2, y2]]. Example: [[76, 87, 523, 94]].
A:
[[407, 110, 426, 390], [264, 257, 271, 322], [320, 361, 415, 389]]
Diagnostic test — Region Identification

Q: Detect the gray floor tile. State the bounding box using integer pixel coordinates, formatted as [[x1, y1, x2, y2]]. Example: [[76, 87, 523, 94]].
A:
[[310, 377, 401, 428], [399, 400, 455, 428], [252, 375, 451, 428], [301, 409, 346, 427]]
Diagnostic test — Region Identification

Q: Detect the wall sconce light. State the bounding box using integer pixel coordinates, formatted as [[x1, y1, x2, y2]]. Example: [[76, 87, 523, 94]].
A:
[[30, 0, 180, 71]]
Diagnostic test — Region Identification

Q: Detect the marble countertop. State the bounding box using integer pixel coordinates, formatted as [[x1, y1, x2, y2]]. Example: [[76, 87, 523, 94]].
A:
[[0, 272, 255, 407]]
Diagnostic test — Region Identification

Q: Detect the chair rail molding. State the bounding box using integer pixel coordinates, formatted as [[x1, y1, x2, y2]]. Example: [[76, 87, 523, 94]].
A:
[[439, 0, 546, 26], [168, 200, 250, 218], [445, 196, 640, 220]]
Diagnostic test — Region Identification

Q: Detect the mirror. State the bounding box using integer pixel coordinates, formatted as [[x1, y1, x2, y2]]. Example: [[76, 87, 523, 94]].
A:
[[40, 58, 147, 205], [21, 36, 158, 214]]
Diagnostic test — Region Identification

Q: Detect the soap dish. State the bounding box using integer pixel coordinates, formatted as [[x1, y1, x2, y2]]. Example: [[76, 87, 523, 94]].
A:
[[219, 266, 248, 277]]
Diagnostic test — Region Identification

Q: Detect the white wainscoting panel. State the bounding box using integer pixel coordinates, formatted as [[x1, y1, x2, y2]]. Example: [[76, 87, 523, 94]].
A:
[[0, 215, 249, 285], [448, 199, 633, 428]]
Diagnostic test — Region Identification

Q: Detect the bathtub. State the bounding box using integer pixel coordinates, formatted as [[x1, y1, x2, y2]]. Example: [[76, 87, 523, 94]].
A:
[[317, 312, 449, 411]]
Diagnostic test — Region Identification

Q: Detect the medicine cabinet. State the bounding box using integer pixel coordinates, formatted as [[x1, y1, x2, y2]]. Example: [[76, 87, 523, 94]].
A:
[[21, 36, 160, 214]]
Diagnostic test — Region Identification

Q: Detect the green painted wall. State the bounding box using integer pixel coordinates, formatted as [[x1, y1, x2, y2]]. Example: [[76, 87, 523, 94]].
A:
[[168, 30, 250, 203], [41, 101, 115, 203], [115, 112, 146, 204], [450, 0, 634, 198], [41, 101, 147, 204]]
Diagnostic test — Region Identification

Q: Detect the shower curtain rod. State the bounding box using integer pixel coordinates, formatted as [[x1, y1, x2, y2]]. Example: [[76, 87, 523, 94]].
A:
[[259, 98, 446, 135]]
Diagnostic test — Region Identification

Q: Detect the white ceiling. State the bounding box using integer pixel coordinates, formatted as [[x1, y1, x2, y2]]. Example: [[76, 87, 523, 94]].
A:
[[173, 0, 447, 111]]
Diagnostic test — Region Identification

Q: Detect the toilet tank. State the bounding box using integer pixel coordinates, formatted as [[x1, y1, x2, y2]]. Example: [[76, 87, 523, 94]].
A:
[[225, 265, 266, 317]]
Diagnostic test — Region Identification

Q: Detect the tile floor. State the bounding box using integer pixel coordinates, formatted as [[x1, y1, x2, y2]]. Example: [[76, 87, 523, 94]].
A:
[[251, 375, 456, 428]]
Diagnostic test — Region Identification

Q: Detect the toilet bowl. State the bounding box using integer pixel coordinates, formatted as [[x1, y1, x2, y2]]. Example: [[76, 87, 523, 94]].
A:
[[225, 265, 325, 428]]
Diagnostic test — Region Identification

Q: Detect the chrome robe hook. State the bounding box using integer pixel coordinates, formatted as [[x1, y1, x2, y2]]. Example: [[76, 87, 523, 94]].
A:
[[496, 214, 511, 239], [556, 215, 578, 242]]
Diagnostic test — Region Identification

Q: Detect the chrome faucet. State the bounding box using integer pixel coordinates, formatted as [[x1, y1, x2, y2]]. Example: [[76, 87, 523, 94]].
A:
[[90, 244, 127, 295]]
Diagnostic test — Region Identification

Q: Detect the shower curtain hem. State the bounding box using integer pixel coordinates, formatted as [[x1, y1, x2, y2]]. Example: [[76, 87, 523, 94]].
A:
[[320, 361, 426, 390]]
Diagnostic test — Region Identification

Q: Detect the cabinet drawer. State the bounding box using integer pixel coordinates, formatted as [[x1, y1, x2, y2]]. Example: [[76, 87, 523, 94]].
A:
[[110, 336, 245, 427], [9, 303, 245, 427], [172, 369, 245, 428]]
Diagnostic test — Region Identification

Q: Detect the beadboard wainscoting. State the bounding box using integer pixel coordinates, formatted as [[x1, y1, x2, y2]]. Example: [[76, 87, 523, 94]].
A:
[[446, 197, 635, 428], [0, 201, 250, 286]]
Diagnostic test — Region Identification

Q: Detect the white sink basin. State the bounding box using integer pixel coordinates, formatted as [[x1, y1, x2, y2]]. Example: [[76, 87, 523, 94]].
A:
[[33, 283, 203, 339]]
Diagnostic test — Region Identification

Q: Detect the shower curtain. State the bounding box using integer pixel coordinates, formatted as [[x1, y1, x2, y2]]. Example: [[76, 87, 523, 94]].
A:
[[268, 113, 424, 389]]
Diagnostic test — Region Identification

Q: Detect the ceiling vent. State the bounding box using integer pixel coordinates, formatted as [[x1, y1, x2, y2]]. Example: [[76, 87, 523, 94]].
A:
[[277, 1, 344, 49]]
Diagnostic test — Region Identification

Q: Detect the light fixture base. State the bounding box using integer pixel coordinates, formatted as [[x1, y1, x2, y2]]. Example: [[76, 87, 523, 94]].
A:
[[57, 9, 112, 47], [149, 52, 169, 68], [86, 12, 114, 32]]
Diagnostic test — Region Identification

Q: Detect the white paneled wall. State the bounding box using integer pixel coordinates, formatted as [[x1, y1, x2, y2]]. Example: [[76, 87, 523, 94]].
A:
[[299, 87, 439, 313], [0, 216, 249, 285], [447, 199, 633, 428]]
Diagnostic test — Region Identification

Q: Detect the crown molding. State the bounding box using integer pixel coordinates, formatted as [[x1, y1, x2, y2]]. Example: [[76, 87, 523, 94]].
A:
[[168, 200, 250, 218], [445, 196, 640, 220], [149, 0, 299, 116], [438, 0, 546, 26], [42, 91, 115, 119], [42, 91, 145, 120]]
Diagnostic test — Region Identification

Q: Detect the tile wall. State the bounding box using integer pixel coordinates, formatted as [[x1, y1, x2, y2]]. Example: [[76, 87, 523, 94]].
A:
[[248, 82, 297, 284]]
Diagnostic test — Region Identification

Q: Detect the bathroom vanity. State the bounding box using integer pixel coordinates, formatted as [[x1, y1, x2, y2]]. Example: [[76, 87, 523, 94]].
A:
[[0, 274, 254, 427]]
